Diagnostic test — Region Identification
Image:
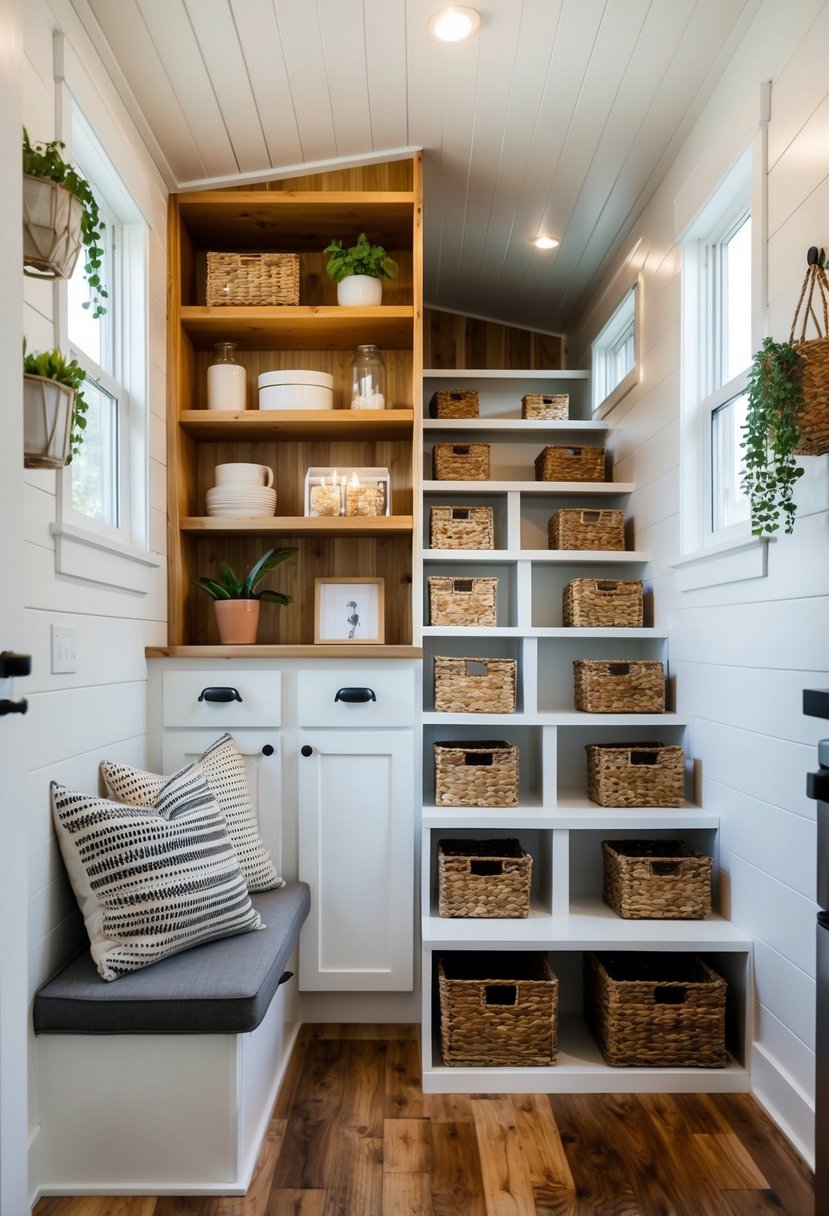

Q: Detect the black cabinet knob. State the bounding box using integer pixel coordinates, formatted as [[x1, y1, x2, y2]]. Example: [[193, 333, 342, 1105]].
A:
[[301, 745, 313, 758], [261, 744, 275, 757]]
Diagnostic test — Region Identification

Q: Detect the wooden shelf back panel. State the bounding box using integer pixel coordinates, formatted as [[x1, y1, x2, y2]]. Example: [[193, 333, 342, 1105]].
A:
[[189, 251, 413, 310]]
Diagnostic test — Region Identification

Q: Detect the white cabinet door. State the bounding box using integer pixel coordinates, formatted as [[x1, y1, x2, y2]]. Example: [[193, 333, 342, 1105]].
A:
[[298, 730, 414, 991]]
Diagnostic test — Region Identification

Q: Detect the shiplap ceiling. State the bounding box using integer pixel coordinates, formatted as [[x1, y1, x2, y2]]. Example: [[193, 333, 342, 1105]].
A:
[[74, 0, 760, 333]]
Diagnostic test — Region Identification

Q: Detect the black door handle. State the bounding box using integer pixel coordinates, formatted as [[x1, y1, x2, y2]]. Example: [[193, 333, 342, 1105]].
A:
[[334, 687, 377, 704], [0, 698, 28, 716], [808, 768, 829, 801], [0, 651, 31, 679], [198, 686, 243, 703], [301, 745, 313, 757]]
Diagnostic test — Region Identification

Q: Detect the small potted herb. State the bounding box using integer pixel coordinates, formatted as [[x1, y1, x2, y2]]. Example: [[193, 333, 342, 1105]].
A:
[[23, 341, 89, 469], [22, 128, 108, 317], [193, 547, 296, 644], [741, 336, 805, 535], [323, 232, 398, 306]]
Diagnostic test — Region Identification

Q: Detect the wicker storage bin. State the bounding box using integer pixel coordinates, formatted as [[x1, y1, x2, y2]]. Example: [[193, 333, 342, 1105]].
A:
[[535, 445, 605, 482], [438, 953, 558, 1065], [433, 442, 490, 481], [563, 579, 644, 628], [574, 660, 665, 713], [429, 390, 480, 418], [602, 840, 712, 920], [522, 393, 569, 420], [549, 508, 626, 551], [434, 740, 519, 807], [584, 952, 727, 1067], [206, 252, 300, 306], [430, 505, 494, 550], [434, 656, 517, 714], [437, 839, 532, 918], [429, 577, 497, 627], [586, 742, 685, 808]]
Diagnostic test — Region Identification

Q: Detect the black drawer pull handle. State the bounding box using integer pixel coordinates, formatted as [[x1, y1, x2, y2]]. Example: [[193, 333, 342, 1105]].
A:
[[334, 687, 377, 704], [0, 698, 28, 716], [198, 686, 243, 703]]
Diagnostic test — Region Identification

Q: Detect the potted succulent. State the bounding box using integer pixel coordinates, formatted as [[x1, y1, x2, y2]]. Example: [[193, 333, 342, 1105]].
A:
[[741, 336, 806, 536], [323, 232, 398, 306], [193, 547, 296, 644], [22, 128, 108, 317], [23, 341, 88, 469]]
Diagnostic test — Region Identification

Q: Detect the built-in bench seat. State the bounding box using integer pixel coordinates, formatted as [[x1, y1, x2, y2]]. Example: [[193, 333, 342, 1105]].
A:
[[34, 882, 310, 1198]]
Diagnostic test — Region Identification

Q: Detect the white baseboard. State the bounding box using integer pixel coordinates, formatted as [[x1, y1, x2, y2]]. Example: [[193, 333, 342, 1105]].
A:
[[751, 1041, 815, 1170], [300, 990, 420, 1023], [28, 1123, 41, 1215]]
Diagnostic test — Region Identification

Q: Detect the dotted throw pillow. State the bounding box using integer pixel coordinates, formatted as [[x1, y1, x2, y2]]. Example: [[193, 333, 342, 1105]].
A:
[[51, 765, 263, 982], [100, 733, 283, 892]]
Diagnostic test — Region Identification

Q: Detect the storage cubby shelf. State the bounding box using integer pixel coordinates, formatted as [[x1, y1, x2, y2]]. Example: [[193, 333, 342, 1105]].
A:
[[424, 419, 609, 434], [422, 626, 667, 639], [422, 803, 716, 829], [181, 306, 415, 350], [180, 515, 414, 538], [424, 369, 590, 381], [179, 409, 414, 441], [423, 480, 636, 494], [425, 548, 649, 563], [422, 710, 684, 726]]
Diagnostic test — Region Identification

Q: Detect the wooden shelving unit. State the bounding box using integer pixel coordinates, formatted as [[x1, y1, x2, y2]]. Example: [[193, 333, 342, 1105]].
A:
[[164, 159, 422, 651]]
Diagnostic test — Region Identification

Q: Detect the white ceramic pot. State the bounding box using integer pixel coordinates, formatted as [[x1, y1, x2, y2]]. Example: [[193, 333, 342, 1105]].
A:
[[336, 275, 383, 307]]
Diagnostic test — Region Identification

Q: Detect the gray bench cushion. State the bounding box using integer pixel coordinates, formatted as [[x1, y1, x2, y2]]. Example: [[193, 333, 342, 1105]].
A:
[[33, 882, 310, 1036]]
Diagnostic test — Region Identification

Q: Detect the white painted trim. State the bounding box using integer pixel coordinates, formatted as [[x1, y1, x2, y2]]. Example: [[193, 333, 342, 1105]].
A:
[[671, 534, 768, 591], [49, 522, 162, 594], [593, 365, 636, 421], [751, 1041, 814, 1169], [176, 145, 423, 193]]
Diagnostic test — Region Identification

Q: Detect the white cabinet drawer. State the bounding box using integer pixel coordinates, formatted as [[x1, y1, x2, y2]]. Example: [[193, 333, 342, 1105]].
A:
[[162, 670, 281, 728], [297, 667, 415, 728]]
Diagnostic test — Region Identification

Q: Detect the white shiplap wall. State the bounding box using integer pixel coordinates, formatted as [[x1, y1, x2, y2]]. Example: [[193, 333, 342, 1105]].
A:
[[21, 0, 168, 1202], [568, 0, 829, 1166]]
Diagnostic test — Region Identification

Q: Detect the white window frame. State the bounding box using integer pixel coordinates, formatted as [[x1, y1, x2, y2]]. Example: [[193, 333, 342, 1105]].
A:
[[591, 283, 639, 416]]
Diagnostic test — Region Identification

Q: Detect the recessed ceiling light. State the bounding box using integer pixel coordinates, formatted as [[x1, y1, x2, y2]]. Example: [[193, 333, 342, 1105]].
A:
[[428, 6, 481, 43], [532, 235, 559, 250]]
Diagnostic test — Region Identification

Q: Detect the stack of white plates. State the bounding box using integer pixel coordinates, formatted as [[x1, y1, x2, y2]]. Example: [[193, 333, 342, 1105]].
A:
[[206, 485, 277, 518]]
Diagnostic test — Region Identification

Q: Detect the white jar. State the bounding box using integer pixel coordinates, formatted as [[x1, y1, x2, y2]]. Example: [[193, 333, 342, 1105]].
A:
[[207, 341, 246, 411]]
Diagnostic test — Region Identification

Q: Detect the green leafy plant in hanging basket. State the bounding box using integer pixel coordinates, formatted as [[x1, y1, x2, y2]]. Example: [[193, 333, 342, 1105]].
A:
[[23, 340, 89, 464], [740, 336, 805, 536], [22, 128, 108, 317]]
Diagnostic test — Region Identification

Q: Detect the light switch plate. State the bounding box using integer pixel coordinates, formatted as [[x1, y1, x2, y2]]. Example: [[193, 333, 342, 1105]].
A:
[[51, 625, 78, 674]]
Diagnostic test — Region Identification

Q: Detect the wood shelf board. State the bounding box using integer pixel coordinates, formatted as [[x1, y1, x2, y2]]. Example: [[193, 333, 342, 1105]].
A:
[[421, 710, 686, 725], [422, 480, 636, 494], [180, 515, 414, 538], [424, 548, 650, 563], [179, 408, 414, 440], [178, 191, 416, 250], [146, 644, 423, 659], [424, 419, 607, 432], [421, 803, 717, 829], [423, 369, 590, 381], [180, 306, 415, 350]]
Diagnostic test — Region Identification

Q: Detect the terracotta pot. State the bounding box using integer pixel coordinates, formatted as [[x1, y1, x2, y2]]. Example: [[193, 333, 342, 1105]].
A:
[[23, 175, 83, 280], [23, 374, 74, 468], [336, 274, 383, 307], [214, 599, 260, 644]]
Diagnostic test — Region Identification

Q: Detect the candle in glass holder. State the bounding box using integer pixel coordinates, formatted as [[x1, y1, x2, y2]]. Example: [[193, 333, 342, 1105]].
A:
[[345, 471, 383, 516], [310, 471, 342, 517]]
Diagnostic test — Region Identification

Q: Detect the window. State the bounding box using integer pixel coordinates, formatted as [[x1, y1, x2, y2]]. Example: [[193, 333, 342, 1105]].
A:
[[59, 106, 148, 551], [591, 284, 638, 414]]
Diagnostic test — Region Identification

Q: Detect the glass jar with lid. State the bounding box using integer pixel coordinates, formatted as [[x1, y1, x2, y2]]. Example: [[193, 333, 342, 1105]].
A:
[[207, 341, 246, 411], [350, 344, 386, 410]]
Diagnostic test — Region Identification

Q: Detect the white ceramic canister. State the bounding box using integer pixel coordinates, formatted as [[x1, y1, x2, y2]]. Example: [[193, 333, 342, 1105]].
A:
[[258, 369, 334, 411], [207, 341, 246, 411]]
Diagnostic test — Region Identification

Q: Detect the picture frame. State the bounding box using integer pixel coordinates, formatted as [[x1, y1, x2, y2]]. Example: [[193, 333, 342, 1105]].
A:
[[314, 577, 385, 645]]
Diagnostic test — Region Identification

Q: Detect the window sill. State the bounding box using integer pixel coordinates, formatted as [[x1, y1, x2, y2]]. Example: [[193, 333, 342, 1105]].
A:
[[50, 522, 163, 594], [593, 366, 637, 420], [671, 534, 769, 592]]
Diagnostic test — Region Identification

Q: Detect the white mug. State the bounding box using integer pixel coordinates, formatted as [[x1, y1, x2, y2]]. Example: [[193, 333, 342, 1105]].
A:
[[214, 462, 274, 488]]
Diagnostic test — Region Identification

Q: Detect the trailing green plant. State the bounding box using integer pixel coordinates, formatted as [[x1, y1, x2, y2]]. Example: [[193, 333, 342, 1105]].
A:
[[23, 340, 89, 462], [740, 336, 806, 536], [23, 128, 108, 318], [323, 232, 398, 283], [193, 547, 296, 603]]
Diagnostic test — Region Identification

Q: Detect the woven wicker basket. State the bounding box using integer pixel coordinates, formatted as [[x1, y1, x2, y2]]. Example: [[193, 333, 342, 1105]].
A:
[[586, 743, 684, 807], [434, 740, 519, 807], [430, 505, 494, 550], [206, 252, 300, 306], [574, 660, 665, 713], [434, 656, 517, 714], [563, 579, 644, 628], [602, 840, 712, 920], [429, 577, 497, 627], [549, 509, 626, 551], [522, 393, 569, 420], [430, 390, 480, 419], [437, 839, 532, 918], [438, 953, 558, 1065], [535, 445, 605, 482], [584, 952, 726, 1067], [789, 259, 829, 455], [433, 443, 490, 481]]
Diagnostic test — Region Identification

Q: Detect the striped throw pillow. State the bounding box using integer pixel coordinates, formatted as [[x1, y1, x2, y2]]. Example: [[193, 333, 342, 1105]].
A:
[[100, 733, 283, 892], [51, 765, 263, 982]]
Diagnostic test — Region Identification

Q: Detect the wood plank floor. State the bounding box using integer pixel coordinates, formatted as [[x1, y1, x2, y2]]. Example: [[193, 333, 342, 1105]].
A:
[[34, 1024, 815, 1216]]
